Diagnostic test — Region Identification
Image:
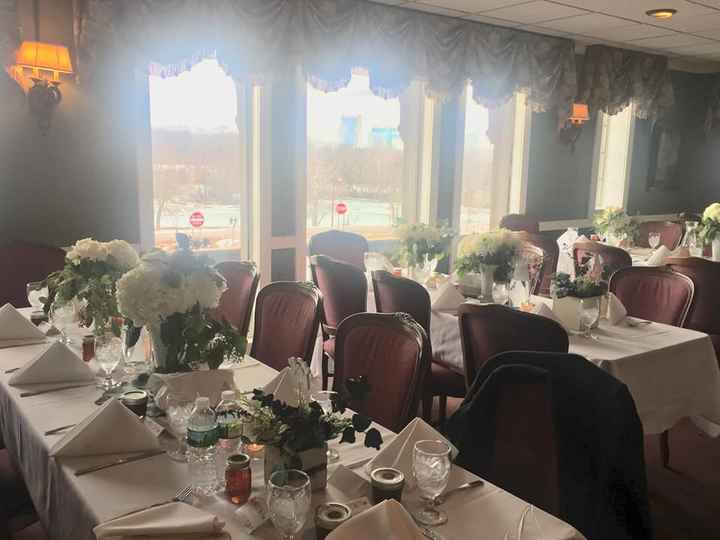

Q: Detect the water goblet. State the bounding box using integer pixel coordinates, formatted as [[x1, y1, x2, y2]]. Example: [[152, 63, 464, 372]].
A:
[[95, 332, 123, 390], [648, 232, 661, 250], [580, 297, 601, 340], [267, 469, 311, 540], [26, 281, 48, 313], [50, 303, 77, 345], [165, 396, 194, 462], [491, 282, 509, 306], [412, 440, 451, 526], [311, 390, 340, 462]]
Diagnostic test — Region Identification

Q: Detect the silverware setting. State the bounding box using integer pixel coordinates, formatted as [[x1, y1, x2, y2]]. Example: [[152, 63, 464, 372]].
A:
[[44, 424, 77, 436], [106, 484, 193, 520], [434, 479, 484, 505], [74, 449, 166, 477], [20, 383, 96, 397]]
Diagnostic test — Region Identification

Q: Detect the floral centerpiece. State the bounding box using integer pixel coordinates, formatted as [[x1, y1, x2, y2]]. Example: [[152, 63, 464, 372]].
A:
[[455, 229, 521, 296], [395, 223, 453, 283], [240, 375, 382, 490], [116, 249, 245, 373], [699, 202, 720, 261], [45, 238, 139, 335], [593, 207, 638, 246], [550, 272, 607, 333]]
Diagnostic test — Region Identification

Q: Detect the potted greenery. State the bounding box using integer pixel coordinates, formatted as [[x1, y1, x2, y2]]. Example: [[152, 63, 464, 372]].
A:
[[395, 222, 453, 284], [455, 229, 520, 299], [592, 207, 638, 247], [550, 272, 607, 332], [699, 202, 720, 261], [240, 377, 382, 491]]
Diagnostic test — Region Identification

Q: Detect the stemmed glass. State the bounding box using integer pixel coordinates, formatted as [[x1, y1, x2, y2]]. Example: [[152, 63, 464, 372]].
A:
[[311, 390, 340, 462], [26, 281, 48, 313], [95, 332, 123, 390], [491, 282, 510, 306], [412, 440, 452, 526], [267, 469, 312, 540], [165, 395, 194, 462], [50, 303, 77, 345], [579, 297, 601, 340], [648, 232, 661, 250]]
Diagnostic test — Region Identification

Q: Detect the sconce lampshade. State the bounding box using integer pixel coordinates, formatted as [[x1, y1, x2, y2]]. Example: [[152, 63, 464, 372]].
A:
[[568, 103, 589, 125], [15, 41, 73, 78]]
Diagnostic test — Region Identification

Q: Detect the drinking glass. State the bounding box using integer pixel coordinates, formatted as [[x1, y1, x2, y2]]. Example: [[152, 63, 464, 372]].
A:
[[648, 232, 661, 249], [580, 297, 601, 339], [95, 332, 123, 390], [413, 440, 451, 526], [311, 390, 340, 462], [267, 469, 312, 540], [165, 396, 194, 461], [50, 303, 77, 345], [26, 281, 48, 312], [491, 282, 509, 306]]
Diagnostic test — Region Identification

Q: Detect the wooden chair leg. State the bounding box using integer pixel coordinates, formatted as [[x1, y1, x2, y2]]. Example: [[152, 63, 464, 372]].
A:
[[422, 394, 434, 423], [438, 395, 448, 430], [322, 354, 329, 391], [660, 430, 670, 469]]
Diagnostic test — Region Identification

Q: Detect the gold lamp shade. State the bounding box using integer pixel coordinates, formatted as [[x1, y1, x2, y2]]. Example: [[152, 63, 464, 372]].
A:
[[15, 41, 74, 79], [568, 103, 589, 125]]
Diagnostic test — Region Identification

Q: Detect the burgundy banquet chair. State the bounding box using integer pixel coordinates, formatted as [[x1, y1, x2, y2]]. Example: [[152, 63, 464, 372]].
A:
[[310, 255, 367, 390], [213, 261, 260, 338], [308, 230, 369, 270], [499, 213, 540, 234], [525, 233, 559, 296], [573, 239, 631, 279], [457, 303, 569, 389], [636, 221, 684, 250], [333, 312, 429, 432], [372, 270, 464, 427], [0, 244, 65, 308], [516, 242, 546, 296], [250, 281, 322, 371]]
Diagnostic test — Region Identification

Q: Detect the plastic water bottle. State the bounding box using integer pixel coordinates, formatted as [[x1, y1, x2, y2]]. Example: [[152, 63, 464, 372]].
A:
[[187, 396, 218, 496], [215, 390, 242, 480]]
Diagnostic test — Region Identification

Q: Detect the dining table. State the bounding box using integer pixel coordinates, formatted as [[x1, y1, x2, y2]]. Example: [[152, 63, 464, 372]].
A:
[[0, 308, 585, 540]]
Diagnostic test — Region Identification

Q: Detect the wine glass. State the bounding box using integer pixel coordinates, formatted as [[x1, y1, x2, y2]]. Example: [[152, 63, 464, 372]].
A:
[[413, 440, 452, 526], [165, 395, 194, 462], [648, 232, 661, 250], [26, 281, 48, 313], [95, 332, 123, 390], [311, 390, 340, 463], [580, 297, 601, 340], [50, 303, 77, 345], [267, 469, 312, 540], [491, 282, 509, 306]]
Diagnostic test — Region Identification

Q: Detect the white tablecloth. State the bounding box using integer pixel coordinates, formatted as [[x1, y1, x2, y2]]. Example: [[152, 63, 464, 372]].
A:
[[430, 300, 720, 436], [1, 313, 584, 540]]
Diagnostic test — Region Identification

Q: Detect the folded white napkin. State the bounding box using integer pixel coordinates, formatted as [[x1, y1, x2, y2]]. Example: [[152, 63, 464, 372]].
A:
[[532, 302, 561, 325], [606, 292, 627, 326], [365, 418, 478, 491], [671, 246, 690, 258], [50, 398, 160, 457], [645, 245, 671, 266], [149, 369, 236, 410], [430, 281, 465, 313], [0, 303, 46, 346], [9, 341, 94, 386], [262, 367, 302, 406], [327, 499, 423, 540], [328, 465, 371, 500], [93, 502, 227, 540]]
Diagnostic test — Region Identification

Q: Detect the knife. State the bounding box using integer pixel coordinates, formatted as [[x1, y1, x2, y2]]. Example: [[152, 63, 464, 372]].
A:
[[20, 383, 96, 397], [74, 449, 166, 476]]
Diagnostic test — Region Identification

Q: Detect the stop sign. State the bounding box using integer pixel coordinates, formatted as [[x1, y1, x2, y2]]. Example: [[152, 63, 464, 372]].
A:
[[189, 211, 205, 228], [335, 202, 348, 215]]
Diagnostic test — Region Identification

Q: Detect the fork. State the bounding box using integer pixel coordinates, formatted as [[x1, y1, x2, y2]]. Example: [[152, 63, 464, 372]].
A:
[[110, 485, 193, 520]]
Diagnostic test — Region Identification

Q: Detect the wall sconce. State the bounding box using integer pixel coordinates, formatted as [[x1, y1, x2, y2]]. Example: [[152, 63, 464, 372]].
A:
[[10, 41, 74, 133], [568, 103, 590, 125], [559, 103, 590, 151]]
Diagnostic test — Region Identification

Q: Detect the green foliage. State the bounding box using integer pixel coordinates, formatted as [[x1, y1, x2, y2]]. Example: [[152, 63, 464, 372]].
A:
[[394, 222, 454, 268], [592, 208, 638, 242], [550, 272, 606, 299], [455, 229, 521, 283]]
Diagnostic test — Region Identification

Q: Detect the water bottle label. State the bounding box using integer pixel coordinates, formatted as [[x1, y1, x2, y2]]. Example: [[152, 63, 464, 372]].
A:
[[187, 426, 218, 448]]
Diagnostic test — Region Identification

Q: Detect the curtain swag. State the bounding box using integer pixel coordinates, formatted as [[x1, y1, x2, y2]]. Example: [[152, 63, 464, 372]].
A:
[[578, 44, 674, 120], [73, 0, 578, 114]]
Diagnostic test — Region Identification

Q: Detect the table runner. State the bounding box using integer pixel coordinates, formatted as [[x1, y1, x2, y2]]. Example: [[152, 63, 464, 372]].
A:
[[0, 326, 584, 539]]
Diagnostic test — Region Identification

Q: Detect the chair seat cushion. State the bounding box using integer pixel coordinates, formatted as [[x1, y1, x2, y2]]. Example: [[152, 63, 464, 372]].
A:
[[429, 362, 465, 397], [323, 337, 335, 358]]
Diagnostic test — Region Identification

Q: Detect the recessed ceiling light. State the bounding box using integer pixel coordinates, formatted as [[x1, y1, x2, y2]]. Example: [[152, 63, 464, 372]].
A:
[[646, 8, 678, 19]]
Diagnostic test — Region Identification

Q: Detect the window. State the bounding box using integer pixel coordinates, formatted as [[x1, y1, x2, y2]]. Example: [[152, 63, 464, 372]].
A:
[[457, 88, 530, 235], [592, 104, 634, 211], [148, 59, 244, 259]]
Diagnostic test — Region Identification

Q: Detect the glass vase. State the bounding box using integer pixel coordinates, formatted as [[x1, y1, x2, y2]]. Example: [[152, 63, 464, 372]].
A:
[[147, 322, 186, 374]]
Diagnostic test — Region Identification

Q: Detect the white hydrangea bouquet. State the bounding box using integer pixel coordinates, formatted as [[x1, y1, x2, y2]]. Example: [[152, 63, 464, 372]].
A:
[[45, 238, 140, 335], [116, 249, 246, 373], [455, 229, 521, 283], [699, 202, 720, 261]]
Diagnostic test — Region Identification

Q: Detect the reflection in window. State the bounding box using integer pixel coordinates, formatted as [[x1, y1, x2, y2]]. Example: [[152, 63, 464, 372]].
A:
[[306, 71, 404, 241], [594, 105, 633, 210], [149, 59, 242, 257]]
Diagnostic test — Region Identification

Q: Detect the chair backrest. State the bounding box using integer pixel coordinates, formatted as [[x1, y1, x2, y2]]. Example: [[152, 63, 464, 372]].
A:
[[499, 214, 540, 234], [213, 261, 260, 338], [517, 242, 545, 296], [371, 270, 431, 335], [0, 244, 66, 308], [308, 230, 369, 270], [667, 257, 720, 340], [310, 255, 367, 331], [573, 240, 631, 279], [458, 304, 569, 389], [250, 281, 322, 371], [334, 312, 429, 432], [525, 233, 559, 296], [609, 266, 694, 326], [636, 221, 684, 250], [449, 364, 560, 515]]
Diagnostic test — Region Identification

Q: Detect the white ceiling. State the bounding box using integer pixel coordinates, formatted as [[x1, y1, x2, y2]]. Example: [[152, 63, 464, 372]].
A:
[[372, 0, 720, 69]]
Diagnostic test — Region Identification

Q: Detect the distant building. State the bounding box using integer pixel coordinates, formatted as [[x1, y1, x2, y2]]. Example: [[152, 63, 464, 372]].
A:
[[340, 115, 362, 146], [369, 127, 401, 149]]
